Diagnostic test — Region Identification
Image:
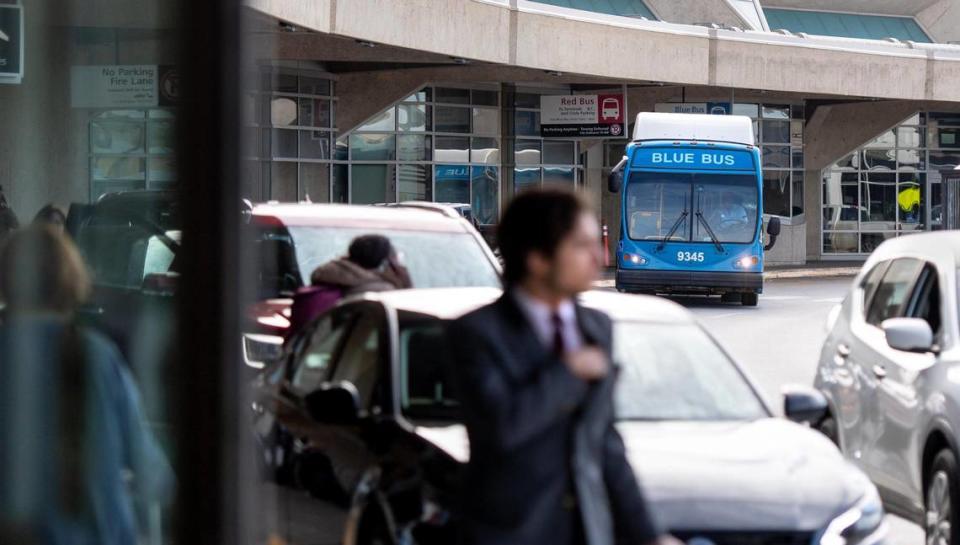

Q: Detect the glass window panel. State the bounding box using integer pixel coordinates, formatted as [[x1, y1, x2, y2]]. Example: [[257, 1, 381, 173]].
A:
[[862, 149, 896, 171], [92, 157, 146, 180], [514, 92, 541, 108], [792, 148, 804, 169], [732, 103, 759, 119], [761, 120, 790, 144], [149, 157, 177, 183], [299, 76, 331, 96], [357, 108, 396, 132], [335, 136, 349, 161], [516, 139, 541, 165], [270, 162, 298, 202], [897, 173, 925, 228], [763, 170, 790, 217], [436, 87, 471, 104], [434, 164, 471, 204], [300, 163, 331, 202], [861, 232, 897, 254], [271, 129, 298, 158], [823, 232, 860, 254], [861, 173, 897, 226], [148, 121, 174, 154], [543, 141, 575, 165], [896, 149, 924, 170], [298, 98, 331, 128], [929, 112, 960, 125], [762, 146, 791, 169], [903, 113, 923, 125], [515, 110, 540, 137], [398, 165, 432, 202], [762, 105, 790, 119], [471, 137, 498, 164], [351, 164, 397, 204], [349, 133, 396, 161], [243, 128, 259, 158], [791, 104, 805, 120], [864, 130, 896, 149], [897, 126, 925, 148], [472, 108, 498, 136], [333, 163, 349, 203], [471, 166, 499, 225], [822, 171, 861, 231], [790, 120, 803, 146], [398, 104, 430, 132], [514, 167, 541, 193], [95, 109, 146, 119], [435, 106, 471, 133], [931, 181, 944, 230], [90, 121, 146, 154], [299, 131, 330, 159], [404, 88, 432, 102], [270, 72, 299, 93], [543, 167, 576, 187], [472, 90, 498, 106], [398, 135, 431, 162], [434, 136, 469, 163], [834, 152, 858, 171], [929, 151, 960, 170], [270, 97, 299, 126], [605, 142, 627, 167], [930, 126, 960, 149]]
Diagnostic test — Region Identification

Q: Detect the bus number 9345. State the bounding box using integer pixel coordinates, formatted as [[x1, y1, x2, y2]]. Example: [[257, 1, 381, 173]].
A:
[[677, 251, 705, 263]]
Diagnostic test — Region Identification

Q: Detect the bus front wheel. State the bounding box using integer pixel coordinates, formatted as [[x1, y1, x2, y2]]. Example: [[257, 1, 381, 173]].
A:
[[742, 292, 759, 307]]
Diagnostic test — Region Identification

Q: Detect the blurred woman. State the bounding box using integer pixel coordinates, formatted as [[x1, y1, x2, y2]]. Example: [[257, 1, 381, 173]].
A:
[[0, 226, 173, 544]]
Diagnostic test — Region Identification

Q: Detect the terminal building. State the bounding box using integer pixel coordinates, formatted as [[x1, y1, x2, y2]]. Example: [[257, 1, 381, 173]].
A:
[[6, 0, 960, 263]]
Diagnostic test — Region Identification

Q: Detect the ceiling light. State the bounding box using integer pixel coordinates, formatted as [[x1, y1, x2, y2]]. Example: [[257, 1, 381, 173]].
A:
[[356, 40, 377, 48], [546, 70, 563, 77], [452, 57, 471, 65]]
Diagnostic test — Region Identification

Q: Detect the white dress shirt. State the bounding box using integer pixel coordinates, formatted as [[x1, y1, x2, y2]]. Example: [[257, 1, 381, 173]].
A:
[[512, 289, 584, 354]]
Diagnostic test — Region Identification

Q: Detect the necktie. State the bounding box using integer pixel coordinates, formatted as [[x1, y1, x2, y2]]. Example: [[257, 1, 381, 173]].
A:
[[551, 312, 565, 357]]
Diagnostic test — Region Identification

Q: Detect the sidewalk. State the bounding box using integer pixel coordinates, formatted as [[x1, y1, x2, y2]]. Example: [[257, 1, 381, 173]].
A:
[[595, 261, 862, 288]]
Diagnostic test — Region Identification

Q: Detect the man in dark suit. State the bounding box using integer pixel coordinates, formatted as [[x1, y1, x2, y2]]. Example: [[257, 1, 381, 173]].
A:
[[449, 189, 680, 545]]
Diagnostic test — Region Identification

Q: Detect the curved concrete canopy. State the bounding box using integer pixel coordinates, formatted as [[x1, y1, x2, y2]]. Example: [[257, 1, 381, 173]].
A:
[[245, 0, 960, 103]]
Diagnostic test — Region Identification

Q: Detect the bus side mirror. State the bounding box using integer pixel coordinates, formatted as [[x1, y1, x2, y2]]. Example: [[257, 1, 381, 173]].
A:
[[608, 170, 623, 193], [764, 217, 781, 251], [608, 157, 627, 194]]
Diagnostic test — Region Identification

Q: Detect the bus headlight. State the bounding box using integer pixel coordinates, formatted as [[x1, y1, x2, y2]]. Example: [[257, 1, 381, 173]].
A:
[[623, 253, 647, 265], [734, 255, 759, 269], [819, 486, 886, 545]]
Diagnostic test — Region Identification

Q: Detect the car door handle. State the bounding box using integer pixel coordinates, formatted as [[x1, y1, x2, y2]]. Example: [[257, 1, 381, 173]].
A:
[[873, 365, 888, 379], [837, 344, 851, 357]]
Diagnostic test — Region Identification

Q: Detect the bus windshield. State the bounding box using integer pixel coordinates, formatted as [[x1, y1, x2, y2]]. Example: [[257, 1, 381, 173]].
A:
[[626, 171, 759, 244]]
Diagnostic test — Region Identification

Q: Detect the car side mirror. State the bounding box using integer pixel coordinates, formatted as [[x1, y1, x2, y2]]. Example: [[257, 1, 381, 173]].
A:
[[882, 318, 934, 353], [608, 157, 627, 194], [766, 216, 781, 237], [304, 381, 364, 425], [783, 385, 828, 425]]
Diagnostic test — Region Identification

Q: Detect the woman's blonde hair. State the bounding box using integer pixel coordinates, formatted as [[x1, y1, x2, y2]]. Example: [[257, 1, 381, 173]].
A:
[[0, 225, 91, 313]]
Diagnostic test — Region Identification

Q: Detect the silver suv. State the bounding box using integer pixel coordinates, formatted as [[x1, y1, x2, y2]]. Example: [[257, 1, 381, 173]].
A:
[[814, 232, 960, 545]]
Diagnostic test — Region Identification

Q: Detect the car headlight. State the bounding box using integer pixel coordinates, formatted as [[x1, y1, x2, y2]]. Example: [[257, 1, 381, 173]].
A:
[[819, 486, 887, 545], [733, 255, 759, 269], [623, 253, 647, 265], [243, 333, 284, 369]]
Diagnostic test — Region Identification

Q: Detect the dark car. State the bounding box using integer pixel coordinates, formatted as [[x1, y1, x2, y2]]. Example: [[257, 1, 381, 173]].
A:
[[252, 287, 888, 545]]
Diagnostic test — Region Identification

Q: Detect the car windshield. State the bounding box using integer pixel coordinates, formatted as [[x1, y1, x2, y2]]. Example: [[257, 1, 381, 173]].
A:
[[613, 322, 768, 421], [252, 225, 501, 298], [398, 317, 767, 423], [626, 172, 759, 244]]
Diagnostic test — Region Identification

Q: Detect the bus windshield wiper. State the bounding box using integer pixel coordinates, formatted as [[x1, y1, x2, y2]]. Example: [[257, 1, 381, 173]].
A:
[[695, 212, 724, 253], [656, 205, 688, 251]]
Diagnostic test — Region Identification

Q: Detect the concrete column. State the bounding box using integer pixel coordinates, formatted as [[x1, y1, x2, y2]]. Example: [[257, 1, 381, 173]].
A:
[[802, 100, 920, 259]]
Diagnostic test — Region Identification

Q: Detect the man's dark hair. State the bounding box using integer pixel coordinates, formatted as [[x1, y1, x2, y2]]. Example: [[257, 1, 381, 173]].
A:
[[348, 234, 393, 269], [498, 188, 591, 286]]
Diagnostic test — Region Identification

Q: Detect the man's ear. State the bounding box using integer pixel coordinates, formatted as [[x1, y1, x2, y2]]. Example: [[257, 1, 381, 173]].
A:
[[526, 250, 550, 280]]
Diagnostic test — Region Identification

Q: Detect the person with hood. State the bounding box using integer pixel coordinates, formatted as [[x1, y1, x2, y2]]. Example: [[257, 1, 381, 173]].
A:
[[287, 234, 412, 340]]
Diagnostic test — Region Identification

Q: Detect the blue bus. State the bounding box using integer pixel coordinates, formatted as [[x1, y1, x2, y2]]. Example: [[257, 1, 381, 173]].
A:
[[608, 113, 780, 306]]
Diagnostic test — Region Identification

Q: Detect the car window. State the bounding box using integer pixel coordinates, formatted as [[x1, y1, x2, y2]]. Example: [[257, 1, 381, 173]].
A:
[[906, 265, 942, 336], [329, 312, 383, 408], [290, 313, 352, 392], [399, 320, 457, 421], [613, 322, 767, 421], [866, 258, 925, 326], [77, 218, 179, 289], [860, 260, 890, 314]]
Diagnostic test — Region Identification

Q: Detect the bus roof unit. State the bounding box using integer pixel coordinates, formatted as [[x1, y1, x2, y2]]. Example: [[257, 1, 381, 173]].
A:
[[632, 112, 755, 146]]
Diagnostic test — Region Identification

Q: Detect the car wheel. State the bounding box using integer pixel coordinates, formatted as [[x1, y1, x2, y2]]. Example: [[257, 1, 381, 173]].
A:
[[926, 450, 959, 545], [720, 293, 742, 304], [816, 415, 840, 447], [741, 292, 759, 307]]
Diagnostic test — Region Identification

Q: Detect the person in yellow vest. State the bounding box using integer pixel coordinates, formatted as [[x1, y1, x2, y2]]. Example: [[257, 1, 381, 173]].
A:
[[898, 183, 921, 223]]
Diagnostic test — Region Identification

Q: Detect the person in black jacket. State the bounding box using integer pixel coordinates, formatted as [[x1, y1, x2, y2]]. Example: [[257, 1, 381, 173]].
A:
[[448, 189, 680, 545]]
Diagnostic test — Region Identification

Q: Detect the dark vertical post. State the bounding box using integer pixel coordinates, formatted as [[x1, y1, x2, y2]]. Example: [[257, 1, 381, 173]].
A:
[[501, 83, 516, 212]]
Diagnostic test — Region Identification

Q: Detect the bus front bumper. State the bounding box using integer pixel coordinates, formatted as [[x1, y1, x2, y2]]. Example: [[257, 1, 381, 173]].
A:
[[616, 269, 763, 294]]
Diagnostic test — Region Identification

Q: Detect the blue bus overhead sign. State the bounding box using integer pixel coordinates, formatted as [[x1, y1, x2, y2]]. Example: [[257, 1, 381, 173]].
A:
[[632, 147, 755, 171]]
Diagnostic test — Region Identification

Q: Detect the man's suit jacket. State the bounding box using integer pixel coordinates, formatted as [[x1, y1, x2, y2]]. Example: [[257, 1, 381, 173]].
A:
[[448, 292, 661, 545]]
